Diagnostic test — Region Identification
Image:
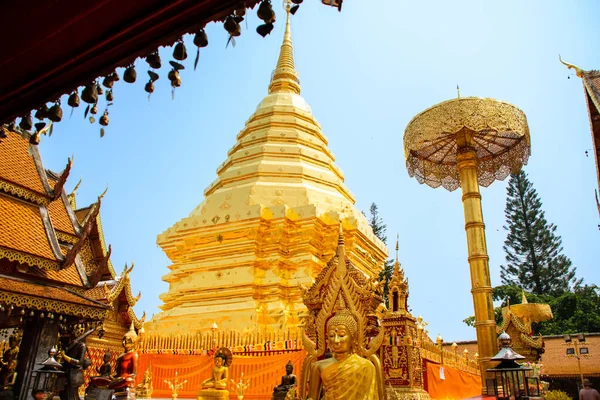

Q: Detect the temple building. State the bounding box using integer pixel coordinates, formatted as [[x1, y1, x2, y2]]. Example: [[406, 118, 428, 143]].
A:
[[148, 8, 388, 334], [560, 59, 600, 214], [0, 128, 143, 400]]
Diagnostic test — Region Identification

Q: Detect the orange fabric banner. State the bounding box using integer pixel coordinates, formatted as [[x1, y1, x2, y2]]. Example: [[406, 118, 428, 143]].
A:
[[426, 362, 482, 400], [138, 350, 306, 399]]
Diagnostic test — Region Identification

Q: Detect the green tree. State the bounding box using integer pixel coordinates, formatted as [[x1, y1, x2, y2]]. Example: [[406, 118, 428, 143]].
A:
[[501, 170, 578, 296], [367, 203, 394, 306]]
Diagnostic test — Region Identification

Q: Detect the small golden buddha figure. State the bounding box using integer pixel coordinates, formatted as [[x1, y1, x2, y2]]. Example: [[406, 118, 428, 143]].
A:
[[307, 309, 378, 400], [136, 367, 153, 398], [201, 353, 228, 390], [198, 348, 232, 400]]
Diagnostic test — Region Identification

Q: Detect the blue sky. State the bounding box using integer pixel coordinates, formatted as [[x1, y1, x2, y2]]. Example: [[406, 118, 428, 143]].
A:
[[39, 0, 600, 341]]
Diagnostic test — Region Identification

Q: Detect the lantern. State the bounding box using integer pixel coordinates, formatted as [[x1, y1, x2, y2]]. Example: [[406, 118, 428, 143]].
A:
[[31, 348, 64, 397], [487, 332, 539, 399]]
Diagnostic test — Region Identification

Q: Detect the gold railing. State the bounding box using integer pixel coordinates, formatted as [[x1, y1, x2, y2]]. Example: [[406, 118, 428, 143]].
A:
[[138, 327, 304, 354], [420, 341, 480, 376]]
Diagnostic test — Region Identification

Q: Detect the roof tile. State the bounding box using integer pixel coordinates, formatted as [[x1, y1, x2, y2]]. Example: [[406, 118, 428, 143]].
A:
[[0, 130, 46, 195], [0, 194, 56, 260]]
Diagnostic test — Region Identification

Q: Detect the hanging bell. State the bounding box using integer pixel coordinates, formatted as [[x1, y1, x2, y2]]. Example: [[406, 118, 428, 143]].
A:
[[291, 0, 303, 3], [193, 29, 209, 48], [91, 104, 98, 115], [148, 70, 159, 82], [257, 0, 275, 23], [82, 83, 98, 104], [173, 40, 188, 61], [146, 52, 162, 69], [224, 15, 241, 36], [123, 65, 137, 83], [99, 110, 109, 126], [68, 91, 80, 108], [106, 90, 114, 102], [96, 84, 104, 96], [168, 69, 179, 83], [102, 71, 120, 88], [19, 113, 33, 131], [48, 102, 63, 123], [257, 23, 274, 37], [145, 81, 154, 94], [321, 0, 342, 11], [35, 105, 50, 120]]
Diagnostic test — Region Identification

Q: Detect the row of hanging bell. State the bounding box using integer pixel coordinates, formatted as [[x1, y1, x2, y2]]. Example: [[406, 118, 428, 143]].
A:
[[257, 0, 275, 37]]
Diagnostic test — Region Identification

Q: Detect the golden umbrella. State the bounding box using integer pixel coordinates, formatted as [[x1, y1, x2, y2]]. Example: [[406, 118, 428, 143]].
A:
[[403, 96, 531, 387]]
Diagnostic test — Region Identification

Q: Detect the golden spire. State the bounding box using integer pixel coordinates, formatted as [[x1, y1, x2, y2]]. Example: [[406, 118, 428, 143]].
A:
[[268, 1, 300, 95]]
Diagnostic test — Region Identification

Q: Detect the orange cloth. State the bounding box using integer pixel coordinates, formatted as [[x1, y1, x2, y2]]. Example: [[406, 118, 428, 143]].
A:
[[426, 362, 481, 400], [137, 351, 306, 399]]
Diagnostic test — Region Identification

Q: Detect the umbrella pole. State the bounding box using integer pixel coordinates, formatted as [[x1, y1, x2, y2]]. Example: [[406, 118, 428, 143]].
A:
[[456, 129, 497, 392]]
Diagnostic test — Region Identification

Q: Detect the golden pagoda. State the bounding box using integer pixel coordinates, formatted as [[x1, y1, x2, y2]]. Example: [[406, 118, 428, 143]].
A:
[[148, 5, 388, 334]]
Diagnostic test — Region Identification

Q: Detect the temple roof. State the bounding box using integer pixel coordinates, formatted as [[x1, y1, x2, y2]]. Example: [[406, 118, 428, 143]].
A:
[[0, 273, 109, 320], [0, 128, 118, 319], [560, 58, 600, 213]]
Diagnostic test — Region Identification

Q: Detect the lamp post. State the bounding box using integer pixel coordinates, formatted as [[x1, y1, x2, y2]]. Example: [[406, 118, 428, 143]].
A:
[[564, 334, 589, 388], [403, 97, 531, 388]]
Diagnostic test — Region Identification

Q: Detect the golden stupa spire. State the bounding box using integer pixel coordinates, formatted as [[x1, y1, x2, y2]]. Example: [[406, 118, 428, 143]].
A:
[[268, 1, 300, 95]]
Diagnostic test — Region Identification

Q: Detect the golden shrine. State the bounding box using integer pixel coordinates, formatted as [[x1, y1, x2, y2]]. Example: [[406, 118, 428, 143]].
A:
[[148, 4, 388, 334]]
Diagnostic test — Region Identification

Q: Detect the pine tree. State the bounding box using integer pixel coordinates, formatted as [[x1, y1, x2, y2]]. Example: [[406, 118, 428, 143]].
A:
[[367, 203, 395, 306], [500, 170, 578, 296]]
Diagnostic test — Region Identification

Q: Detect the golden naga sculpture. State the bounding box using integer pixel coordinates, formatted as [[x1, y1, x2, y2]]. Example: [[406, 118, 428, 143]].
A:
[[496, 291, 553, 362], [301, 226, 385, 400], [198, 348, 233, 400]]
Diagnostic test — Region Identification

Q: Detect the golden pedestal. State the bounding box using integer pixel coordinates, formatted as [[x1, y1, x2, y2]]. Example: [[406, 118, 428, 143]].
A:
[[387, 387, 431, 400], [197, 389, 229, 400]]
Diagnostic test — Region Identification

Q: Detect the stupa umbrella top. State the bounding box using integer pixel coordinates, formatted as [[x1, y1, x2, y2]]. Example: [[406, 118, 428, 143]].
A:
[[403, 96, 531, 394], [404, 97, 531, 191]]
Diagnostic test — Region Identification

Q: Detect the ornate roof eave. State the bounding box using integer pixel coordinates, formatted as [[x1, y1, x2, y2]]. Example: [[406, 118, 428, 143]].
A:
[[0, 274, 111, 320], [0, 0, 265, 126], [0, 246, 60, 271], [50, 157, 73, 201], [87, 244, 112, 288], [127, 307, 146, 330], [107, 263, 140, 306]]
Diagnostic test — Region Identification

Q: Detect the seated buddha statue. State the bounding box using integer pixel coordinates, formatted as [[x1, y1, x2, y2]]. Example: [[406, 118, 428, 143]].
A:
[[136, 367, 153, 398], [306, 309, 378, 400], [108, 323, 138, 392], [272, 361, 297, 400], [200, 353, 228, 390]]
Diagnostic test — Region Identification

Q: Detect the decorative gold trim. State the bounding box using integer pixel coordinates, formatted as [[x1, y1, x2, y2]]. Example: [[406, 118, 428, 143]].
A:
[[404, 97, 531, 191], [0, 180, 50, 205], [56, 231, 78, 244], [95, 211, 117, 278], [0, 246, 60, 270], [0, 289, 109, 320]]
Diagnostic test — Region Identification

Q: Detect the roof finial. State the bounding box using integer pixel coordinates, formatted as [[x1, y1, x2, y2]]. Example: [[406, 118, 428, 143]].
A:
[[268, 0, 300, 94], [559, 54, 584, 78], [457, 85, 461, 99], [395, 233, 399, 262]]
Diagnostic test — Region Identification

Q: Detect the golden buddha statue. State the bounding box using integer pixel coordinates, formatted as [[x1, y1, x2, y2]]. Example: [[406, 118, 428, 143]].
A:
[[197, 348, 232, 400], [301, 225, 385, 400], [307, 310, 378, 400], [136, 366, 153, 398]]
